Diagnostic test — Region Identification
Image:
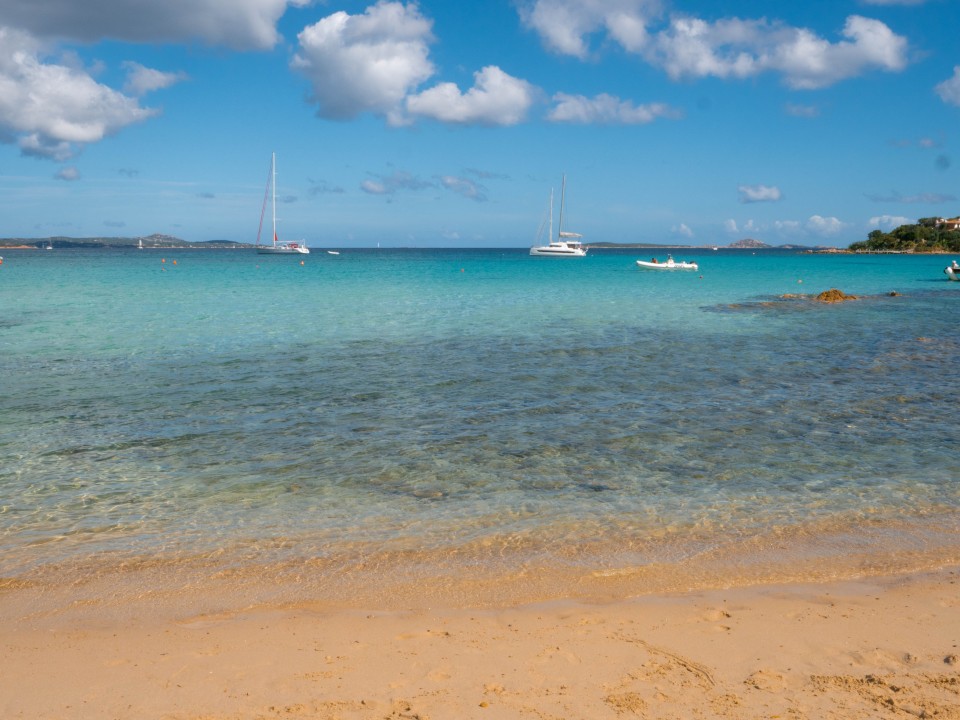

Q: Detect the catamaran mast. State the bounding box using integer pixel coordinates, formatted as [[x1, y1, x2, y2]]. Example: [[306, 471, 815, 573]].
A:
[[271, 152, 277, 248], [549, 188, 554, 244], [557, 174, 566, 240]]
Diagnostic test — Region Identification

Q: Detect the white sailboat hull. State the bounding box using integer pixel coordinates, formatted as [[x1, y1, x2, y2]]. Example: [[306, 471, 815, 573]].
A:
[[256, 153, 310, 255], [257, 243, 309, 254]]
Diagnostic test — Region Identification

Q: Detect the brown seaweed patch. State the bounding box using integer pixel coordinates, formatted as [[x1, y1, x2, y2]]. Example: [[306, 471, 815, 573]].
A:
[[707, 288, 903, 313], [815, 288, 858, 303]]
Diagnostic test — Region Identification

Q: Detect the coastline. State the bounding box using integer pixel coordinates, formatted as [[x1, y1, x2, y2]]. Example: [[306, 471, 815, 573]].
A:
[[2, 566, 957, 719]]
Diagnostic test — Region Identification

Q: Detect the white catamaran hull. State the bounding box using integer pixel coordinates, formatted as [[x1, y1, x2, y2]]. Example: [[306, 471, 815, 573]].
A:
[[530, 176, 587, 257], [529, 243, 586, 257]]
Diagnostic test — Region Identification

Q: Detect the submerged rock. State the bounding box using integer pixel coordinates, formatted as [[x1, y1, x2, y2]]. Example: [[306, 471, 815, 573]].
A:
[[815, 288, 858, 303]]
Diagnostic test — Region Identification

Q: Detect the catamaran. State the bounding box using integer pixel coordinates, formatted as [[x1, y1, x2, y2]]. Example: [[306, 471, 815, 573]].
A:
[[256, 153, 309, 255], [530, 175, 586, 257]]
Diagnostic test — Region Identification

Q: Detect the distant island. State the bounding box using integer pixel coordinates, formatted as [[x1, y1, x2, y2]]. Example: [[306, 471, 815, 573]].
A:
[[590, 238, 828, 250], [0, 233, 252, 249]]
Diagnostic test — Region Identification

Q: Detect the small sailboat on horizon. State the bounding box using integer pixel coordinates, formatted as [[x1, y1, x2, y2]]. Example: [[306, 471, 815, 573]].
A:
[[529, 175, 586, 257], [256, 153, 309, 255]]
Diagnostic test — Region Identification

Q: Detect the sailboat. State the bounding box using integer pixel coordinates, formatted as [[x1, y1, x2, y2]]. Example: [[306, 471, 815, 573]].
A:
[[529, 175, 586, 257], [256, 153, 309, 255]]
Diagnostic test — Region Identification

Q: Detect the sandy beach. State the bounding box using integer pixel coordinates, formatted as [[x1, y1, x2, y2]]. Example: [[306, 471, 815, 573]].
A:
[[2, 566, 958, 719]]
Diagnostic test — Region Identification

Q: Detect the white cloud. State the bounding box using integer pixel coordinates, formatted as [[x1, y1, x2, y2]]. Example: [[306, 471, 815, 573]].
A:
[[55, 165, 80, 181], [935, 66, 960, 107], [0, 0, 307, 50], [122, 61, 187, 97], [739, 184, 782, 203], [360, 179, 389, 195], [522, 4, 908, 89], [406, 66, 534, 126], [293, 2, 435, 124], [360, 170, 433, 196], [672, 222, 693, 238], [807, 215, 846, 235], [18, 133, 73, 161], [774, 16, 907, 89], [724, 219, 738, 233], [520, 0, 662, 59], [869, 215, 911, 229], [648, 15, 907, 89], [0, 27, 157, 160], [774, 220, 802, 233], [547, 92, 680, 124], [439, 175, 487, 201]]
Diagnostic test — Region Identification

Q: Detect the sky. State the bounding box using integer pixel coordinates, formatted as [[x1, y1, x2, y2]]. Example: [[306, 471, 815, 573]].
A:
[[0, 0, 958, 248]]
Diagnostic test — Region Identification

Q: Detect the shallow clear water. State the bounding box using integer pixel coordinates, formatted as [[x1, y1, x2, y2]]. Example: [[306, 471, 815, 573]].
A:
[[2, 247, 959, 599]]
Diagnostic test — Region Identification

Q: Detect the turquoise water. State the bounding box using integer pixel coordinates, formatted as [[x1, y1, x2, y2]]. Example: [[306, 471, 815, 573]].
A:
[[2, 248, 959, 599]]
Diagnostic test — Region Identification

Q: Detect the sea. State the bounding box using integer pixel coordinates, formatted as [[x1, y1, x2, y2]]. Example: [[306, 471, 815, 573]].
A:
[[2, 247, 959, 613]]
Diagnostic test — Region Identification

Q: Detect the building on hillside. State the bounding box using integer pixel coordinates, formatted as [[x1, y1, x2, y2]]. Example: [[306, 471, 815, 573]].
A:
[[935, 217, 960, 231]]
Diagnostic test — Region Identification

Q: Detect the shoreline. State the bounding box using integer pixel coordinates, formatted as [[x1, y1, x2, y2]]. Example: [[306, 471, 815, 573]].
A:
[[2, 566, 957, 719]]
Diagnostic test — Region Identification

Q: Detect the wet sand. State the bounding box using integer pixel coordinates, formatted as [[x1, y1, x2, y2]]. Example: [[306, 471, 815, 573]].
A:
[[2, 566, 958, 719]]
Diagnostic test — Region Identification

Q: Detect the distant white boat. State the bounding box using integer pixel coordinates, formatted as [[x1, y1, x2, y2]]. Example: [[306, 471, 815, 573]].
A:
[[256, 153, 309, 255], [946, 259, 959, 281], [45, 242, 53, 251], [327, 250, 340, 255], [636, 255, 699, 271], [138, 239, 144, 250], [530, 175, 587, 257]]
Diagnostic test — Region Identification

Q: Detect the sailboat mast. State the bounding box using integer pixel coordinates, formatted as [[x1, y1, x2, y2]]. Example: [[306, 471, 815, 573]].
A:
[[549, 188, 554, 244], [558, 174, 566, 239], [271, 152, 277, 248]]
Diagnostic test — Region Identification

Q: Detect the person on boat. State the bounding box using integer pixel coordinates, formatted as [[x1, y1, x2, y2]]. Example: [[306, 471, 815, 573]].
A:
[[651, 257, 658, 263]]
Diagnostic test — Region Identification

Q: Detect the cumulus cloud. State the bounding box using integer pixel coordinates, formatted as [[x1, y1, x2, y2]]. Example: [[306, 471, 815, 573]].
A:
[[406, 66, 535, 125], [807, 215, 846, 235], [648, 15, 907, 89], [935, 66, 960, 106], [293, 1, 435, 124], [0, 0, 307, 50], [548, 93, 680, 124], [122, 61, 187, 96], [869, 215, 911, 229], [439, 175, 487, 201], [672, 222, 693, 238], [520, 0, 662, 59], [522, 4, 908, 89], [739, 184, 782, 203], [0, 27, 157, 160]]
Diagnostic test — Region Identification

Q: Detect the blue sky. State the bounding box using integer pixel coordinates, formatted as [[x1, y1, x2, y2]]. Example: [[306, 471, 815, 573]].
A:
[[0, 0, 958, 248]]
